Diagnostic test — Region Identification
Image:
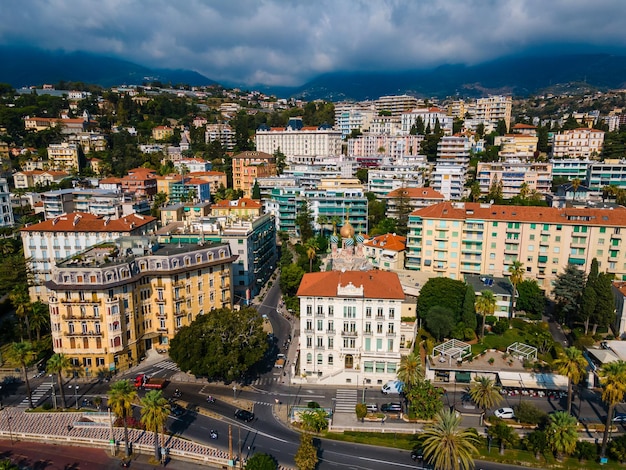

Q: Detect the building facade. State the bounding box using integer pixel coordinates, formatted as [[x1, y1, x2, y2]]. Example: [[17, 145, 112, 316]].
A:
[[552, 128, 605, 159], [232, 151, 277, 197], [476, 161, 552, 198], [0, 178, 14, 227], [45, 237, 235, 375], [296, 270, 410, 385], [255, 126, 343, 160], [48, 143, 82, 171]]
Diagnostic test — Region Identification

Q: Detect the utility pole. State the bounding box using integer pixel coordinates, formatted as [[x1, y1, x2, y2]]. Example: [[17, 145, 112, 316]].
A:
[[228, 424, 233, 461]]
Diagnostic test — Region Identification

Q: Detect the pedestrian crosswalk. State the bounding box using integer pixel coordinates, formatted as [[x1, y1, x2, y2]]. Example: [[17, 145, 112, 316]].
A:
[[18, 383, 51, 408], [155, 360, 180, 372], [334, 389, 357, 413], [250, 376, 280, 386]]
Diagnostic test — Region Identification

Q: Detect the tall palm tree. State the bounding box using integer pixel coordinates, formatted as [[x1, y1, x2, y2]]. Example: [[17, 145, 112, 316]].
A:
[[9, 285, 33, 342], [108, 379, 138, 458], [422, 408, 480, 470], [553, 347, 588, 415], [397, 351, 424, 388], [8, 342, 35, 408], [475, 290, 496, 341], [305, 240, 317, 273], [468, 376, 503, 417], [29, 301, 50, 341], [599, 360, 626, 458], [546, 411, 578, 461], [47, 353, 71, 409], [140, 390, 171, 460], [507, 260, 524, 319]]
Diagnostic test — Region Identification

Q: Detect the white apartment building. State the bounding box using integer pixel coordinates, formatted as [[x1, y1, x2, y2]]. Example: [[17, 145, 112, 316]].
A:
[[296, 270, 408, 385], [205, 123, 235, 150], [587, 160, 626, 192], [375, 95, 420, 117], [41, 189, 125, 220], [550, 159, 591, 181], [405, 201, 626, 291], [437, 135, 470, 160], [401, 108, 454, 135], [368, 163, 429, 199], [173, 158, 212, 173], [552, 128, 605, 159], [368, 116, 402, 135], [473, 95, 512, 131], [334, 102, 376, 138], [347, 134, 423, 158], [21, 212, 157, 301], [255, 126, 342, 160], [430, 164, 467, 201], [476, 161, 552, 198], [0, 178, 14, 227]]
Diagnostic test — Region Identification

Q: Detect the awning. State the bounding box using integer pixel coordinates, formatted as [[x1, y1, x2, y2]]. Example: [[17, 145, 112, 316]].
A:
[[455, 371, 472, 383], [568, 257, 585, 265], [498, 371, 568, 391], [587, 348, 619, 365]]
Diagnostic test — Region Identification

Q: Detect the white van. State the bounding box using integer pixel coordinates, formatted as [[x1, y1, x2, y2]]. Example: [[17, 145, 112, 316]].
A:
[[381, 380, 404, 395]]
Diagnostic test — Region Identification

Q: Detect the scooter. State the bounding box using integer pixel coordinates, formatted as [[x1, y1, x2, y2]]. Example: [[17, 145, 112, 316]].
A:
[[210, 430, 218, 439], [207, 396, 215, 403], [173, 389, 182, 399]]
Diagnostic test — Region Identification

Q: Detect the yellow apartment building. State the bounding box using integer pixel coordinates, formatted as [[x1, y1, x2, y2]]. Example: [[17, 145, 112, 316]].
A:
[[406, 201, 626, 292], [232, 151, 276, 197], [45, 236, 236, 375]]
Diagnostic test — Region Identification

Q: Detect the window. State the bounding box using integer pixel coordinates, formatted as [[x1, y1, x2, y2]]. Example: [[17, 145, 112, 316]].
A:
[[365, 307, 371, 318], [388, 339, 394, 351], [328, 337, 333, 348], [306, 337, 312, 348], [376, 362, 385, 373], [317, 337, 323, 348], [317, 320, 323, 331], [377, 323, 383, 334], [387, 363, 397, 373], [328, 306, 334, 316], [306, 353, 312, 364], [328, 355, 334, 365], [317, 354, 323, 365], [306, 305, 312, 315], [364, 361, 374, 372], [389, 308, 395, 319]]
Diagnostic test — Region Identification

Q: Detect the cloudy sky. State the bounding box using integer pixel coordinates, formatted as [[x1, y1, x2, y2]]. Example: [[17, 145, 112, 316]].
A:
[[2, 0, 626, 86]]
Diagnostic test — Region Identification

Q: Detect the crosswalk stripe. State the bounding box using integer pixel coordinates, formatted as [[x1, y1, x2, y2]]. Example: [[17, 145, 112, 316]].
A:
[[17, 384, 51, 407]]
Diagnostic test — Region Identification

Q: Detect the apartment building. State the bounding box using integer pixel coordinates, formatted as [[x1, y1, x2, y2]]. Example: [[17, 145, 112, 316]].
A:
[[41, 189, 125, 220], [205, 123, 235, 150], [211, 198, 262, 218], [465, 275, 513, 319], [13, 170, 69, 190], [188, 171, 227, 195], [405, 201, 626, 291], [363, 233, 407, 271], [586, 159, 626, 192], [173, 158, 212, 174], [296, 270, 411, 385], [385, 187, 445, 219], [120, 168, 158, 197], [45, 237, 236, 375], [367, 159, 429, 199], [552, 128, 605, 159], [347, 134, 423, 158], [494, 134, 538, 159], [375, 95, 420, 117], [21, 213, 157, 301], [476, 161, 552, 198], [474, 95, 512, 131], [168, 178, 211, 203], [334, 102, 376, 138], [400, 107, 453, 135], [368, 116, 402, 135], [550, 159, 591, 180], [152, 126, 174, 141], [0, 178, 14, 228], [48, 143, 82, 171], [255, 124, 342, 160], [232, 151, 277, 197], [67, 132, 108, 154]]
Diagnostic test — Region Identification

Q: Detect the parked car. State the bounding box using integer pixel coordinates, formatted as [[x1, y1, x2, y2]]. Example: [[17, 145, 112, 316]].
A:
[[494, 407, 515, 419], [234, 409, 255, 422], [171, 404, 185, 416], [366, 403, 378, 413], [613, 413, 626, 422], [381, 403, 403, 412], [381, 380, 404, 395]]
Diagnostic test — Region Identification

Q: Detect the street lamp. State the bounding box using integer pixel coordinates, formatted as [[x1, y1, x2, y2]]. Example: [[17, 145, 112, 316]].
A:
[[50, 374, 57, 410], [69, 385, 79, 409], [362, 379, 367, 403]]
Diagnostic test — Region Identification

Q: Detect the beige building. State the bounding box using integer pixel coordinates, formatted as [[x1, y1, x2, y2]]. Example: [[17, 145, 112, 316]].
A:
[[211, 198, 262, 218], [476, 161, 552, 198], [255, 127, 343, 161], [45, 236, 236, 375], [188, 171, 228, 195], [48, 143, 82, 171], [232, 151, 277, 197], [406, 201, 626, 291], [363, 233, 406, 271], [152, 126, 174, 141], [552, 128, 605, 159], [474, 95, 512, 131], [494, 134, 538, 159]]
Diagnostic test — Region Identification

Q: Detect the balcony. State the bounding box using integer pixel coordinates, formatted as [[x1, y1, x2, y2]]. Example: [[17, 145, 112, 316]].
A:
[[341, 330, 358, 337], [304, 328, 314, 334], [386, 331, 396, 337], [315, 312, 325, 317], [363, 330, 372, 336], [157, 327, 168, 333], [105, 297, 119, 304], [62, 314, 100, 321], [64, 330, 102, 337], [60, 298, 99, 305]]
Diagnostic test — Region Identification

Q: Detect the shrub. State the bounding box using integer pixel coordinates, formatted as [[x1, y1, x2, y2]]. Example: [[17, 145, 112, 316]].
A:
[[41, 402, 53, 411], [485, 315, 497, 326], [492, 319, 510, 335], [307, 401, 320, 409], [514, 401, 547, 426], [573, 440, 597, 462], [609, 434, 626, 463], [511, 318, 528, 330]]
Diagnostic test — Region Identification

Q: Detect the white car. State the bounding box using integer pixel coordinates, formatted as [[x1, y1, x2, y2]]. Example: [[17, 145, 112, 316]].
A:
[[494, 407, 515, 419]]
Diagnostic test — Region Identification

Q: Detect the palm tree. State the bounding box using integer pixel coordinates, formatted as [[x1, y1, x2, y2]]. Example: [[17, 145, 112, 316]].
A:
[[546, 411, 578, 461], [47, 353, 71, 408], [571, 178, 581, 200], [553, 347, 588, 415], [108, 379, 138, 458], [488, 421, 518, 455], [140, 390, 171, 461], [507, 260, 524, 319], [8, 342, 35, 408], [29, 301, 50, 341], [599, 360, 626, 458], [475, 290, 496, 341], [422, 408, 480, 470], [468, 376, 503, 417], [9, 285, 33, 342], [305, 239, 318, 273], [397, 351, 424, 388]]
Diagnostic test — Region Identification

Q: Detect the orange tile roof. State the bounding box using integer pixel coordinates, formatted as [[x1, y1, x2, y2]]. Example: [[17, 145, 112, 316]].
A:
[[410, 202, 626, 226], [512, 123, 537, 129], [614, 281, 626, 297], [296, 270, 405, 299], [99, 177, 122, 184], [21, 212, 156, 233], [363, 233, 406, 252], [386, 187, 445, 199]]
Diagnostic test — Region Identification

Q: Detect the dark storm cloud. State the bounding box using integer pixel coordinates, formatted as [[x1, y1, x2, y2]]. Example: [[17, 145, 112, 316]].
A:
[[1, 0, 625, 86]]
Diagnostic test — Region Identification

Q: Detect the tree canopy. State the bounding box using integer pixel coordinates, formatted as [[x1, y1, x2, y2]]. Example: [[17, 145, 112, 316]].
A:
[[417, 278, 467, 322], [169, 307, 268, 382]]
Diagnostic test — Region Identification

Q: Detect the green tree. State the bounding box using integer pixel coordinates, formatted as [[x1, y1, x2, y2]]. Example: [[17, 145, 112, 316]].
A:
[[417, 277, 467, 323], [422, 409, 479, 470], [299, 408, 329, 432], [273, 148, 286, 175], [553, 347, 588, 415], [461, 285, 478, 330], [405, 379, 444, 420], [168, 307, 268, 382], [251, 180, 261, 200], [523, 430, 548, 459], [508, 260, 524, 318], [295, 200, 314, 242], [355, 403, 367, 422], [546, 411, 578, 460], [8, 341, 35, 408], [294, 433, 318, 470], [593, 272, 616, 333], [487, 177, 503, 203], [305, 239, 318, 273], [413, 116, 425, 135], [513, 401, 547, 426], [355, 168, 368, 184], [0, 253, 29, 296], [9, 285, 33, 342], [516, 280, 545, 318], [232, 110, 253, 151], [468, 376, 502, 416], [475, 290, 496, 341], [29, 301, 49, 341], [599, 360, 626, 458], [488, 420, 518, 455], [573, 440, 597, 463], [425, 306, 455, 341], [553, 264, 585, 325], [47, 353, 70, 408], [397, 351, 424, 387], [140, 390, 171, 460], [496, 119, 508, 135], [279, 264, 305, 297], [245, 453, 278, 470], [108, 379, 138, 458], [609, 434, 626, 463]]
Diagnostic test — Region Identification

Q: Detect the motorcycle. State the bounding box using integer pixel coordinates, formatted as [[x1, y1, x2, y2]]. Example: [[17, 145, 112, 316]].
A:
[[173, 389, 182, 399], [210, 430, 218, 439], [207, 396, 215, 403]]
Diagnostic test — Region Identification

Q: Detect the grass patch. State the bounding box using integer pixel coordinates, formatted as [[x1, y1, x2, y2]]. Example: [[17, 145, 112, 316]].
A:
[[483, 328, 527, 351], [324, 431, 417, 450]]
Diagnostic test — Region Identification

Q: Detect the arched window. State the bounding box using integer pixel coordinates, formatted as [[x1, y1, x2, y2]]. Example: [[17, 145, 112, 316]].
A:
[[306, 353, 312, 364], [184, 256, 191, 266], [196, 254, 202, 263], [113, 336, 121, 347], [317, 354, 323, 365]]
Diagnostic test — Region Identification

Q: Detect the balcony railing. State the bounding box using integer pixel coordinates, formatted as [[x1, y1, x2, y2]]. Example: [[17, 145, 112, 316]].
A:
[[341, 330, 358, 336]]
